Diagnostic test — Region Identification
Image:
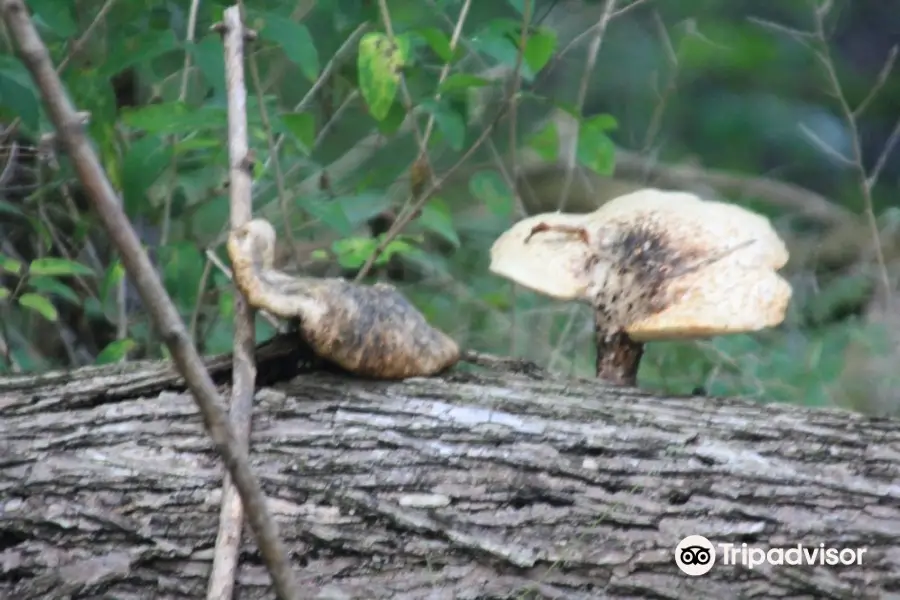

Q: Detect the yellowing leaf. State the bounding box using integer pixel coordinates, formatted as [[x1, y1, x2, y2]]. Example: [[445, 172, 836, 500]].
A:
[[358, 32, 410, 121]]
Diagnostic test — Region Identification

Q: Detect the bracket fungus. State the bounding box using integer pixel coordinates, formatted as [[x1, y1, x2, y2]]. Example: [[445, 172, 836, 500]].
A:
[[227, 219, 460, 380], [489, 188, 792, 386]]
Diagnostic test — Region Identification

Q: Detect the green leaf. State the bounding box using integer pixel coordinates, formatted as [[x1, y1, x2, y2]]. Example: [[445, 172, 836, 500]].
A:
[[0, 254, 23, 275], [99, 30, 180, 78], [576, 117, 617, 176], [0, 56, 40, 131], [252, 12, 320, 82], [159, 243, 205, 309], [506, 0, 530, 17], [188, 35, 227, 95], [95, 338, 137, 365], [358, 32, 411, 121], [302, 192, 393, 237], [281, 112, 315, 154], [418, 198, 460, 248], [334, 193, 393, 229], [122, 134, 174, 214], [416, 27, 460, 63], [173, 137, 221, 153], [332, 237, 377, 269], [523, 28, 557, 74], [0, 287, 9, 301], [469, 170, 514, 218], [484, 18, 522, 38], [332, 236, 416, 269], [374, 101, 407, 136], [0, 200, 26, 218], [584, 113, 618, 132], [29, 0, 77, 37], [381, 238, 416, 263], [438, 74, 491, 95], [471, 24, 534, 80], [28, 257, 95, 277], [527, 120, 559, 162], [419, 99, 465, 151], [302, 198, 353, 236], [100, 260, 125, 305], [26, 276, 81, 305], [18, 293, 58, 322], [122, 102, 227, 135]]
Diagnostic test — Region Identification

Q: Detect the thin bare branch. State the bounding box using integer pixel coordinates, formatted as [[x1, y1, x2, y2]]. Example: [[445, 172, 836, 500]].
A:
[[853, 45, 898, 118], [809, 3, 892, 304], [641, 11, 679, 151], [179, 0, 202, 100], [557, 0, 618, 212], [867, 117, 900, 191], [246, 33, 297, 259], [610, 0, 653, 19], [746, 16, 815, 47], [207, 7, 261, 600], [254, 22, 370, 186], [505, 0, 533, 355], [421, 0, 473, 145], [353, 99, 517, 281], [0, 2, 302, 598], [798, 122, 854, 167], [189, 255, 213, 345]]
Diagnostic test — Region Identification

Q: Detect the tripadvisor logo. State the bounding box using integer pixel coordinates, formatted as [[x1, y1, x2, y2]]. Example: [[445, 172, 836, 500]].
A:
[[674, 535, 869, 576], [675, 535, 716, 576]]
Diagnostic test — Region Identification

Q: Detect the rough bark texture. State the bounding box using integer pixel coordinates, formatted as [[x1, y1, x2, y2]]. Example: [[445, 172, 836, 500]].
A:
[[1, 346, 899, 600]]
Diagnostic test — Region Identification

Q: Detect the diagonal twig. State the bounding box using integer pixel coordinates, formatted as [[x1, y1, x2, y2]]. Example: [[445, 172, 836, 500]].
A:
[[0, 2, 302, 598]]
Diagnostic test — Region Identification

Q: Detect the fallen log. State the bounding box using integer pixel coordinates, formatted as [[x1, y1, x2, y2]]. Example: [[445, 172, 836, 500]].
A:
[[0, 344, 898, 599]]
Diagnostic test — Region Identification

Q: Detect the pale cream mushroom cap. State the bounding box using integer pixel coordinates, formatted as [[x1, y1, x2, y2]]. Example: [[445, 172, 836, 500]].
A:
[[594, 188, 789, 270], [626, 266, 792, 341], [489, 188, 793, 339], [488, 211, 597, 300]]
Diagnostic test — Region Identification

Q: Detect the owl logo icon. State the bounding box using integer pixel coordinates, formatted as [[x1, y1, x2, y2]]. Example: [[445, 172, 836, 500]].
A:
[[675, 535, 716, 576]]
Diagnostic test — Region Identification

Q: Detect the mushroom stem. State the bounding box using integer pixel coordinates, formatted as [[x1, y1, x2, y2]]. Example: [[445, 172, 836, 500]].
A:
[[594, 315, 644, 386]]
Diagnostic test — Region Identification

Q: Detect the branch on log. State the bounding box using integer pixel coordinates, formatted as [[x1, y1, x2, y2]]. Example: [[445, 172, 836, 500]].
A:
[[1, 352, 899, 599]]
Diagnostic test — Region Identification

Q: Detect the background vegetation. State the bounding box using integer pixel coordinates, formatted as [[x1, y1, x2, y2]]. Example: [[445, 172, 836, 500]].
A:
[[1, 0, 898, 415]]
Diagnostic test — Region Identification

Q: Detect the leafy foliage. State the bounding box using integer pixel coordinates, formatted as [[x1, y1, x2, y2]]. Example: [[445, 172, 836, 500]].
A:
[[1, 0, 898, 416]]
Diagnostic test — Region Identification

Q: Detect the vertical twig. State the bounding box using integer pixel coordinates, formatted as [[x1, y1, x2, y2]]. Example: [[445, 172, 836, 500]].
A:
[[207, 8, 259, 600], [189, 256, 213, 344], [0, 2, 301, 598], [556, 0, 618, 212], [809, 3, 893, 306], [506, 0, 532, 356], [160, 0, 202, 248], [245, 30, 297, 260], [420, 0, 473, 145]]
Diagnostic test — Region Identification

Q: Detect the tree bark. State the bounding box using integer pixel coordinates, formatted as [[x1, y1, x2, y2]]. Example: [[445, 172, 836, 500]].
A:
[[1, 344, 898, 599]]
